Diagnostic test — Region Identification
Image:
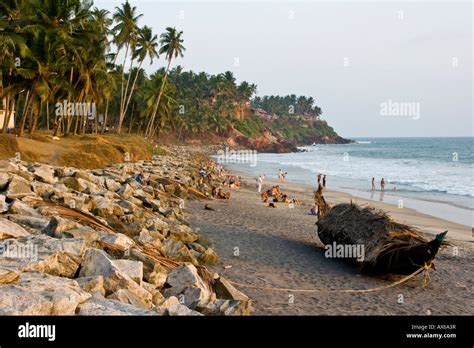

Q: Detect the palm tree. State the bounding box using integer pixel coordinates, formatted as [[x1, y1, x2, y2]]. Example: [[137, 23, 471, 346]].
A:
[[146, 27, 185, 137], [112, 0, 142, 133], [122, 25, 158, 121]]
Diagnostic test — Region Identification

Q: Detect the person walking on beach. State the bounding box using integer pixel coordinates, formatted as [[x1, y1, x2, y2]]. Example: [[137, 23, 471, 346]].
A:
[[322, 175, 326, 188], [380, 178, 385, 191], [282, 172, 287, 183], [371, 177, 375, 190], [317, 174, 322, 186], [278, 169, 283, 182]]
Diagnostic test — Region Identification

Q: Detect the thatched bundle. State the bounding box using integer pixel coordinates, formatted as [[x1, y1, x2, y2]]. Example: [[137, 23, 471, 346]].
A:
[[316, 202, 447, 274], [314, 186, 330, 216]]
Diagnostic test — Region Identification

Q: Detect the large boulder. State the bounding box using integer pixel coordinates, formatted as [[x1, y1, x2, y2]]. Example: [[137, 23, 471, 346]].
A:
[[79, 248, 152, 308], [60, 177, 88, 192], [5, 175, 35, 200], [76, 295, 157, 316], [0, 234, 85, 277], [0, 173, 11, 191], [162, 263, 211, 309], [33, 165, 57, 184], [0, 218, 30, 240], [0, 272, 91, 315]]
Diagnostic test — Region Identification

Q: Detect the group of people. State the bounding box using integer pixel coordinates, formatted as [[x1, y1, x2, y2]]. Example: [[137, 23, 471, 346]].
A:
[[261, 185, 298, 207], [371, 177, 386, 191]]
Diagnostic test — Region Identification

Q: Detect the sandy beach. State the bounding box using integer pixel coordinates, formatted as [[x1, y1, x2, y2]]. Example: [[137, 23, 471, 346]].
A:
[[186, 174, 474, 315]]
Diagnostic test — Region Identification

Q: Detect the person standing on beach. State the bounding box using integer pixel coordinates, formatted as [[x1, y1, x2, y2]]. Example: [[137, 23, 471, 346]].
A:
[[322, 175, 326, 188], [371, 178, 375, 190], [317, 174, 322, 186], [381, 178, 385, 191], [282, 172, 287, 183], [278, 169, 283, 182], [256, 175, 262, 193]]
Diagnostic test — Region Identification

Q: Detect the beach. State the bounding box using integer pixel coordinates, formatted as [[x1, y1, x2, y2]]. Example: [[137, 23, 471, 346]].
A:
[[186, 173, 474, 315]]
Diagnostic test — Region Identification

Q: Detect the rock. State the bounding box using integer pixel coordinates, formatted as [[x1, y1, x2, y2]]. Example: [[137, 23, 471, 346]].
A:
[[0, 173, 11, 191], [91, 196, 114, 218], [76, 276, 106, 296], [8, 215, 50, 231], [0, 268, 20, 284], [0, 195, 8, 213], [33, 165, 57, 184], [79, 248, 152, 308], [99, 233, 134, 250], [118, 184, 134, 198], [0, 218, 30, 239], [148, 264, 168, 288], [107, 288, 151, 309], [111, 259, 143, 285], [161, 239, 196, 264], [8, 200, 40, 216], [169, 224, 198, 243], [59, 226, 101, 247], [213, 276, 249, 301], [43, 216, 82, 238], [0, 161, 19, 173], [105, 178, 121, 192], [155, 296, 203, 316], [0, 272, 90, 315], [30, 181, 55, 198], [60, 177, 87, 192], [5, 175, 35, 200], [198, 299, 253, 316], [199, 247, 219, 264], [73, 170, 96, 183], [162, 263, 211, 308], [76, 295, 157, 316], [0, 235, 85, 277]]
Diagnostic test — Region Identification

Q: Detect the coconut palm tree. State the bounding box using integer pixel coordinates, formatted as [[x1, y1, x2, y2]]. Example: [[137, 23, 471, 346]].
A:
[[122, 25, 158, 120], [146, 27, 185, 137], [112, 0, 142, 133]]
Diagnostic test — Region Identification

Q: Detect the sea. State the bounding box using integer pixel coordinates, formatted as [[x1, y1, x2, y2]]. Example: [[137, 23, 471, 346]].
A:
[[224, 137, 474, 227]]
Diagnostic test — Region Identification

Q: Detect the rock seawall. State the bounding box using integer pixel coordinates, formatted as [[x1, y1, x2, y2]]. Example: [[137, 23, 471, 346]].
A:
[[0, 151, 252, 316]]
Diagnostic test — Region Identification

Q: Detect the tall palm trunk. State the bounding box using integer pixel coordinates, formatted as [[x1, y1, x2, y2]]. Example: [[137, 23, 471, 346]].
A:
[[102, 52, 120, 134], [146, 59, 171, 138], [123, 59, 143, 120], [119, 55, 135, 130], [117, 44, 129, 133], [19, 88, 34, 137]]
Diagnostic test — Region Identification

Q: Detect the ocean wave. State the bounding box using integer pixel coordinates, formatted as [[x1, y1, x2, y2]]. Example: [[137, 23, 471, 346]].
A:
[[256, 152, 474, 198]]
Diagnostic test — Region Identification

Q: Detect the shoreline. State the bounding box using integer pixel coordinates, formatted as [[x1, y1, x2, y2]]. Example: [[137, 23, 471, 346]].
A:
[[185, 165, 474, 315], [230, 170, 472, 242], [223, 161, 473, 230]]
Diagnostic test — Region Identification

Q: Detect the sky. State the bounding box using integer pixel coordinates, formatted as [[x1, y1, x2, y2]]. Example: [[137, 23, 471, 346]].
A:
[[95, 0, 473, 138]]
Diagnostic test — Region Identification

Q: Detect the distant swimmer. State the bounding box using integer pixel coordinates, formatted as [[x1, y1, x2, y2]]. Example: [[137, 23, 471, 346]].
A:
[[381, 178, 385, 191], [371, 178, 375, 190]]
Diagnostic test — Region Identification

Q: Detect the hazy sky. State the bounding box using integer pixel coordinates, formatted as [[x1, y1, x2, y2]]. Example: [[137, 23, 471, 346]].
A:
[[96, 0, 472, 138]]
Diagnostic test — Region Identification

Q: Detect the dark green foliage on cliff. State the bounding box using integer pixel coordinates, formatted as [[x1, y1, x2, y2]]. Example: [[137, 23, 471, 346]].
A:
[[234, 117, 266, 137]]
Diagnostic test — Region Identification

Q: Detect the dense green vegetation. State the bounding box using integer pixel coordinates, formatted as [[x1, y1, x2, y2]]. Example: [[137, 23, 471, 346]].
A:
[[1, 0, 342, 145], [0, 0, 257, 138], [252, 95, 322, 117]]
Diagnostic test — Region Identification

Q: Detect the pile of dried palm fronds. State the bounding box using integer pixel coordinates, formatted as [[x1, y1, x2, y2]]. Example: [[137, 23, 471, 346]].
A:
[[316, 202, 447, 274]]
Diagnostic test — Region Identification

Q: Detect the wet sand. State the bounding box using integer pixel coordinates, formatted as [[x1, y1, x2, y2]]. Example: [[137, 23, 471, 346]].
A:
[[185, 175, 474, 315]]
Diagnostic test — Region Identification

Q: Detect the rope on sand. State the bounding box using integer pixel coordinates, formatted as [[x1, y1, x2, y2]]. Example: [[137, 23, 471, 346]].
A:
[[227, 263, 432, 294]]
